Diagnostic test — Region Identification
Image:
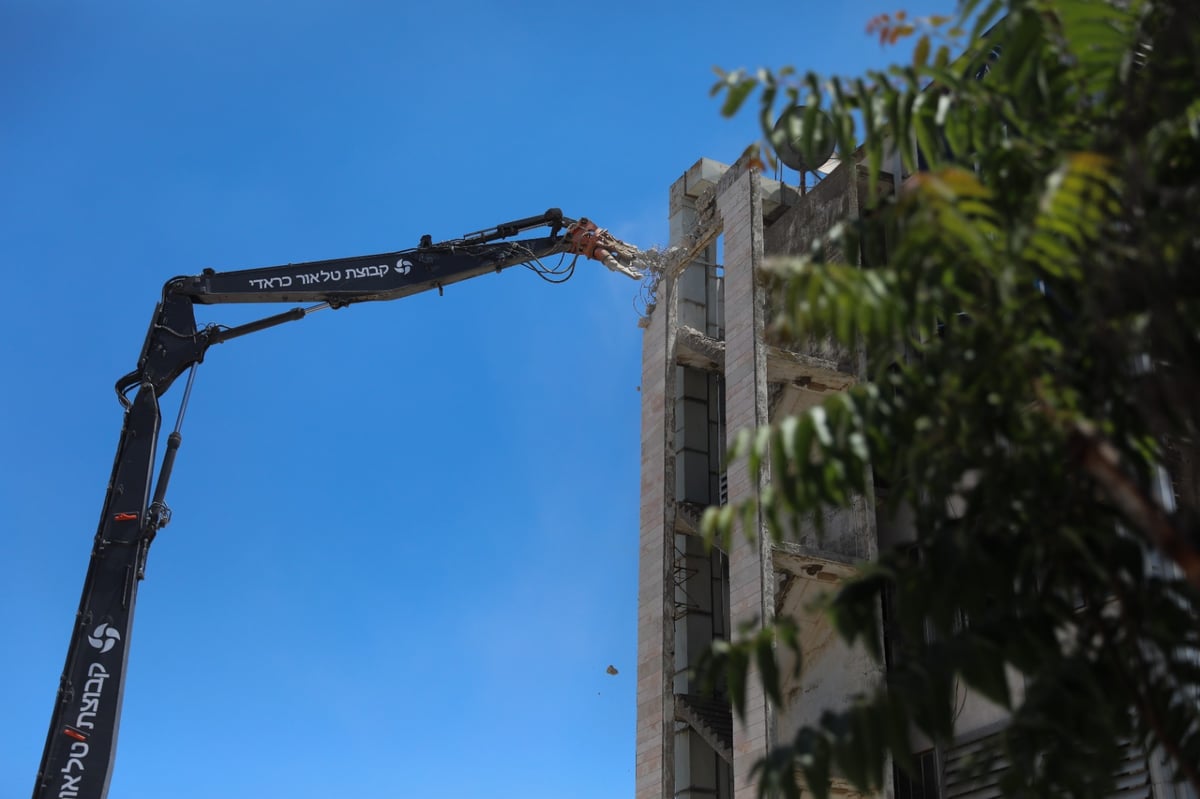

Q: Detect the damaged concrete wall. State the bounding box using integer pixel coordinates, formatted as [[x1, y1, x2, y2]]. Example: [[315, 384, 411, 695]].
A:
[[763, 165, 861, 376], [639, 155, 887, 799], [758, 162, 885, 794]]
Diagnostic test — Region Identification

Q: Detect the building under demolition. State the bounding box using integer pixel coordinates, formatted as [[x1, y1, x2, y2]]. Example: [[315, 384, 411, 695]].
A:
[[634, 156, 1196, 799]]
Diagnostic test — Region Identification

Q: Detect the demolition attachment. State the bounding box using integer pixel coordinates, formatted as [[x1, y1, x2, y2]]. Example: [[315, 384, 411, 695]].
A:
[[563, 219, 642, 280]]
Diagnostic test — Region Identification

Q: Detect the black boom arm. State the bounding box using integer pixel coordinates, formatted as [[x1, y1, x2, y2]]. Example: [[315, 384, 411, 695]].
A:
[[33, 211, 638, 799]]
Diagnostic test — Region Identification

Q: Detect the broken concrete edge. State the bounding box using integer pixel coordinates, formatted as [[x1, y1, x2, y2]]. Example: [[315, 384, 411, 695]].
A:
[[640, 157, 873, 335], [675, 324, 856, 396], [641, 155, 812, 327]]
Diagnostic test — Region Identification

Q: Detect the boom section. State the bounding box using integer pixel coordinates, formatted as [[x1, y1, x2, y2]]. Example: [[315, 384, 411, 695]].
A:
[[33, 389, 161, 799], [170, 236, 567, 306]]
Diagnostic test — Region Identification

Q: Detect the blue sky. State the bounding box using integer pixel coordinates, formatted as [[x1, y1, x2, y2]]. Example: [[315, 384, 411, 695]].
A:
[[1, 2, 941, 796]]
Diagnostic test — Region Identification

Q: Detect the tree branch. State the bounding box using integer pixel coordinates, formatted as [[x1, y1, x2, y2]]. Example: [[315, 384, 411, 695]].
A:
[[1072, 422, 1200, 592]]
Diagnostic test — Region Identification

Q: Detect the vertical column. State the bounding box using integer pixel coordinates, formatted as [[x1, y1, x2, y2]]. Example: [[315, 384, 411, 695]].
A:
[[637, 170, 700, 799], [717, 165, 775, 798], [637, 271, 675, 799]]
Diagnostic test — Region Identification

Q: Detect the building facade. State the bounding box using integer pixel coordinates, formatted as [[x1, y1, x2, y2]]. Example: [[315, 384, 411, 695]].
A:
[[634, 156, 1195, 799]]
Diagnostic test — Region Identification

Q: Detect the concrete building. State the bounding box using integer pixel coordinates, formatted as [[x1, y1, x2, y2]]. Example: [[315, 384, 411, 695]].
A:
[[634, 156, 1194, 799]]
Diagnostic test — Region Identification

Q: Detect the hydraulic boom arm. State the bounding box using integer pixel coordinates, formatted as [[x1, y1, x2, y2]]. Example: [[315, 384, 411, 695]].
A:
[[33, 210, 638, 799]]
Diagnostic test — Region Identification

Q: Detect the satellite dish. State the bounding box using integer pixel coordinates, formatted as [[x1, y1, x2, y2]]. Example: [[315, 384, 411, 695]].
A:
[[773, 106, 837, 173]]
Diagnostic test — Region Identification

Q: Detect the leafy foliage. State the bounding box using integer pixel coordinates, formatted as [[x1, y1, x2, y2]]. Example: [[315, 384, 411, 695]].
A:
[[704, 0, 1200, 796]]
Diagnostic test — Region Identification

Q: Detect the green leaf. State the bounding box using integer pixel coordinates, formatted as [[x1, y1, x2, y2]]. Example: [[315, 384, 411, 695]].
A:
[[810, 406, 833, 448], [718, 73, 758, 118], [959, 635, 1012, 708], [777, 415, 799, 463], [757, 628, 783, 705], [913, 34, 931, 68]]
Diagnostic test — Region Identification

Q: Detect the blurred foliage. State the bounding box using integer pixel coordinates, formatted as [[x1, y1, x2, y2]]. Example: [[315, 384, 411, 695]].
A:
[[703, 0, 1200, 796]]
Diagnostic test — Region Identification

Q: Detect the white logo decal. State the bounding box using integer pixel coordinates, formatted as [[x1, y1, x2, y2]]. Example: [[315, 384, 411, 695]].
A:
[[87, 623, 121, 654], [396, 259, 412, 275]]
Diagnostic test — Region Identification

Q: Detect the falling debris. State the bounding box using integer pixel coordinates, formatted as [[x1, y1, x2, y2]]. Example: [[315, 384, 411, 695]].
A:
[[632, 245, 672, 275], [606, 664, 619, 676], [632, 246, 675, 320]]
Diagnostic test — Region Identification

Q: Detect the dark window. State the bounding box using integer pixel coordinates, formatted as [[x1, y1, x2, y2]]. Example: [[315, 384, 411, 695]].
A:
[[894, 749, 939, 799]]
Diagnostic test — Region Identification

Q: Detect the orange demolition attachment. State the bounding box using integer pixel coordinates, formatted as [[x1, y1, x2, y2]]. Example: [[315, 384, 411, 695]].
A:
[[563, 218, 642, 279]]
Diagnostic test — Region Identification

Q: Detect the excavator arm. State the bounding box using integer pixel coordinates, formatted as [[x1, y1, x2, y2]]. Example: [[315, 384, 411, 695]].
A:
[[170, 208, 639, 306], [33, 210, 638, 799]]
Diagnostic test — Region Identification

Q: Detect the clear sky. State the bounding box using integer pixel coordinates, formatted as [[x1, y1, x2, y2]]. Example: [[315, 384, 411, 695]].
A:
[[1, 2, 939, 797]]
